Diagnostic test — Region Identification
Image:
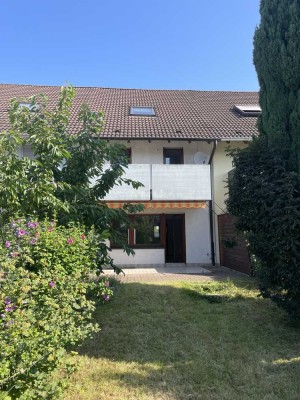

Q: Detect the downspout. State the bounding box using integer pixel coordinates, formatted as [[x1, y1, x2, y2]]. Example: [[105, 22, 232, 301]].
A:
[[208, 140, 218, 266]]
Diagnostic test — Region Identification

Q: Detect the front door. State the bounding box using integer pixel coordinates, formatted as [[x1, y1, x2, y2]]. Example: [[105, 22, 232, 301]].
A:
[[165, 214, 185, 263]]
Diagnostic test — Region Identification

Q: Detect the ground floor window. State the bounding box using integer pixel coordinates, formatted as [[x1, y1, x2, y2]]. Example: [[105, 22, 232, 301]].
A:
[[111, 214, 162, 248], [111, 213, 186, 263], [134, 215, 161, 246]]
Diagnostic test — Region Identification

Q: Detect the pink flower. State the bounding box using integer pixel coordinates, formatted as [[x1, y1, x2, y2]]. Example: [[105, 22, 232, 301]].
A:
[[48, 227, 53, 232], [81, 234, 86, 240], [5, 305, 16, 312], [11, 252, 19, 258], [67, 238, 74, 245], [5, 241, 11, 248], [49, 281, 55, 288], [27, 221, 38, 229], [16, 229, 26, 237], [29, 238, 37, 245]]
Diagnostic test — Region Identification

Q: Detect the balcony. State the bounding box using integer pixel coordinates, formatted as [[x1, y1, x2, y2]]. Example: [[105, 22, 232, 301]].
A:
[[103, 164, 211, 202]]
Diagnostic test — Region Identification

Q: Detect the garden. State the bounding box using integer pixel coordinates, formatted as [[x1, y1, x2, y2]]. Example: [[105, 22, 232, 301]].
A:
[[0, 87, 141, 399], [64, 279, 300, 400]]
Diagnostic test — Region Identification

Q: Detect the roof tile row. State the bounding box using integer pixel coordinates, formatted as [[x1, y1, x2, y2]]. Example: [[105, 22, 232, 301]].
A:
[[0, 84, 259, 140]]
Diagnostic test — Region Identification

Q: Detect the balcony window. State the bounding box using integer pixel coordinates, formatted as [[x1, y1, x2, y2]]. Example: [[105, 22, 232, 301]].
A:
[[163, 148, 184, 164], [124, 148, 132, 164]]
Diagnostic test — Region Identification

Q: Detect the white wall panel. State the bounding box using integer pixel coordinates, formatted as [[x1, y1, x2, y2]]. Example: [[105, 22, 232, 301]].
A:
[[103, 164, 151, 201], [110, 248, 165, 265], [185, 208, 211, 264], [152, 165, 211, 201]]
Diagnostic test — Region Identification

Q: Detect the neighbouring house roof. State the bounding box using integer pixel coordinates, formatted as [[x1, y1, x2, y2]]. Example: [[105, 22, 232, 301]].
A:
[[0, 84, 259, 141]]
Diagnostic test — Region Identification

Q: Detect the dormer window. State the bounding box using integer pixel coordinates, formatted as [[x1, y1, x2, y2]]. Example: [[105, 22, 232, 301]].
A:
[[234, 105, 261, 117], [130, 106, 155, 116], [18, 102, 40, 111]]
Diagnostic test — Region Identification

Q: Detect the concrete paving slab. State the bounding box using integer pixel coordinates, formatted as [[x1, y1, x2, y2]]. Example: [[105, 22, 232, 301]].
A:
[[103, 264, 249, 283]]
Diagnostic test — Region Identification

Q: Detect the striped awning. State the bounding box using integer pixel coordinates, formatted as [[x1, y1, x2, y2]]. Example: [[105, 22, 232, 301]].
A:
[[106, 201, 207, 209]]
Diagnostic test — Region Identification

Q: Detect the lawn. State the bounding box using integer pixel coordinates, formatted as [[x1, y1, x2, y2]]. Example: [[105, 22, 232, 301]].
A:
[[65, 279, 300, 400]]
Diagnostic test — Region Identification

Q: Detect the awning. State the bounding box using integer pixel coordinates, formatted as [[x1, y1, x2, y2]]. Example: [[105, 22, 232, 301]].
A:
[[106, 201, 207, 209]]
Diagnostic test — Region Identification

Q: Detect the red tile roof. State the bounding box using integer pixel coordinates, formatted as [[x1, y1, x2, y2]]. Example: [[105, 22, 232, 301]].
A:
[[0, 84, 259, 140]]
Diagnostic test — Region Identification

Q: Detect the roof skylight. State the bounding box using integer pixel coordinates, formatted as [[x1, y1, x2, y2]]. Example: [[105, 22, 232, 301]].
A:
[[234, 105, 261, 117], [130, 106, 155, 116]]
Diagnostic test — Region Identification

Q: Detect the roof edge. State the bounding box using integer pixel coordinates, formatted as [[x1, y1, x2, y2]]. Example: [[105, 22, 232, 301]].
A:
[[0, 82, 259, 94]]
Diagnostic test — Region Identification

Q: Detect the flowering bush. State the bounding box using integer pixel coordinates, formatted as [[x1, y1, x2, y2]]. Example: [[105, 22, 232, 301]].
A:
[[0, 219, 114, 399], [89, 276, 114, 304]]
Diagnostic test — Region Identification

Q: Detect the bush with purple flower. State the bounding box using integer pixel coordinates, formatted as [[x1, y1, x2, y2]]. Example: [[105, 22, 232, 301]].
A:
[[89, 277, 114, 304], [0, 218, 114, 399]]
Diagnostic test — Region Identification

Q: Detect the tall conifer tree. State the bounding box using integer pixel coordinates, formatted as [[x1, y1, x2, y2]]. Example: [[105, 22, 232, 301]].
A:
[[226, 0, 300, 319], [254, 0, 300, 174]]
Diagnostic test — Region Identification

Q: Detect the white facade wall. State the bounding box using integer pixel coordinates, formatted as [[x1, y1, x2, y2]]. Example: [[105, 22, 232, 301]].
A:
[[106, 140, 212, 266], [125, 140, 212, 164], [18, 139, 214, 266], [110, 248, 165, 265], [185, 208, 211, 264], [110, 207, 211, 266]]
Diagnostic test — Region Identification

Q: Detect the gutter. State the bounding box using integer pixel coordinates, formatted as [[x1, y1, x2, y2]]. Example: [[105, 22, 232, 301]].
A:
[[104, 137, 219, 142], [208, 140, 218, 266], [104, 136, 253, 142], [219, 137, 252, 142]]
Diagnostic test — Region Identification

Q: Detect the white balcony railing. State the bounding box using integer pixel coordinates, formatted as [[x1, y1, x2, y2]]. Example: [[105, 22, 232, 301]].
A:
[[102, 164, 211, 202]]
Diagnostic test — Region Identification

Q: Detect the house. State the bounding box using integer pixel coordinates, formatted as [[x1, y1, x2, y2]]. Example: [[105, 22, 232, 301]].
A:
[[0, 84, 260, 269]]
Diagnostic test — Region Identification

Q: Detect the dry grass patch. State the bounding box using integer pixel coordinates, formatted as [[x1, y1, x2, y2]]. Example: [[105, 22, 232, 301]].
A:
[[65, 279, 300, 400]]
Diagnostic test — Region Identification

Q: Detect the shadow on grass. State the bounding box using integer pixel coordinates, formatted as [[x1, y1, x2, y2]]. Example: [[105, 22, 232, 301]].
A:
[[72, 280, 300, 400]]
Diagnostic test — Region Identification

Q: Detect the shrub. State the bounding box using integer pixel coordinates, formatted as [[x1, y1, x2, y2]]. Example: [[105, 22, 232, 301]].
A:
[[0, 85, 143, 257], [227, 138, 300, 320], [0, 218, 113, 399]]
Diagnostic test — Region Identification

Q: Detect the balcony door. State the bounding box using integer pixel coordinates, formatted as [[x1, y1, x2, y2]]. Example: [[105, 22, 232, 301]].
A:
[[165, 214, 186, 263]]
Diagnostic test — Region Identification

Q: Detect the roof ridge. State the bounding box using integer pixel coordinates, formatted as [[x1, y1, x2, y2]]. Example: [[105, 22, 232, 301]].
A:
[[0, 83, 258, 94]]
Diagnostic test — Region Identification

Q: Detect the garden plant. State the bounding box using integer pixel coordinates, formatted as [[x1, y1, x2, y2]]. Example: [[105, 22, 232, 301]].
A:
[[0, 86, 139, 398], [227, 0, 300, 319]]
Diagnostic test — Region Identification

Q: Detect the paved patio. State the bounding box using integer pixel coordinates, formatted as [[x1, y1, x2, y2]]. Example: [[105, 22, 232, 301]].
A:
[[103, 264, 249, 283]]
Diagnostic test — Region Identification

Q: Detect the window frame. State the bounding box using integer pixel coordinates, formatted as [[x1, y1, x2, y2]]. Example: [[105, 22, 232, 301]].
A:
[[163, 148, 184, 164], [129, 106, 156, 117], [132, 214, 163, 248], [124, 148, 132, 164], [110, 214, 163, 249]]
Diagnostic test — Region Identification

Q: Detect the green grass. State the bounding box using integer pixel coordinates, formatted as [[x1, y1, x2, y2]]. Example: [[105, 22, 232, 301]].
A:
[[65, 279, 300, 400]]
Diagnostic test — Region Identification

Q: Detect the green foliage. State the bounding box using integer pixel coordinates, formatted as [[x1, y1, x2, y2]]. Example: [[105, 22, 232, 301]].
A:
[[226, 138, 300, 319], [89, 276, 114, 304], [227, 0, 300, 320], [0, 85, 143, 261], [254, 0, 300, 174], [0, 218, 114, 399]]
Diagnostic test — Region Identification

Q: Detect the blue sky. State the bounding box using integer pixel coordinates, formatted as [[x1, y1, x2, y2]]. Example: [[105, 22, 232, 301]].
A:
[[1, 0, 260, 91]]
